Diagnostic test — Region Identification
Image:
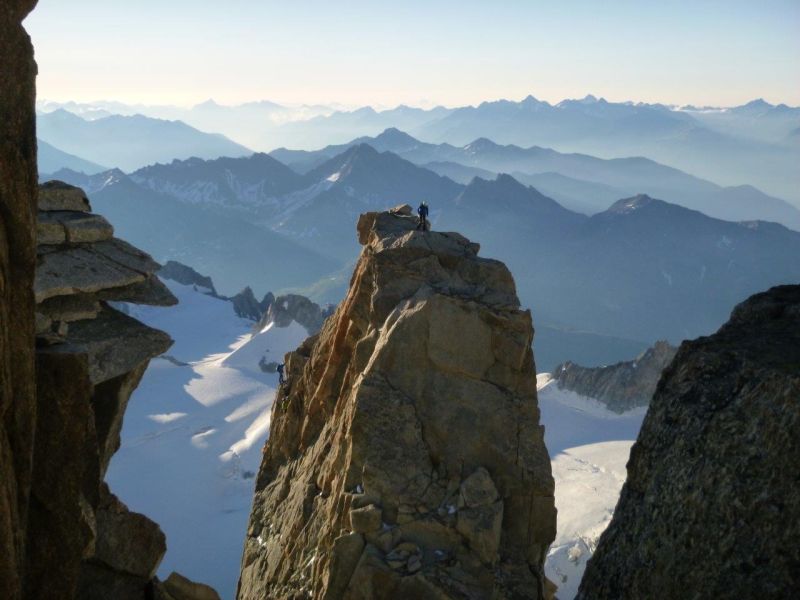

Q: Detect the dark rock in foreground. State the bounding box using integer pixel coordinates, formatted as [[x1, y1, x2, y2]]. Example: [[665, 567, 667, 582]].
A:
[[577, 285, 800, 599]]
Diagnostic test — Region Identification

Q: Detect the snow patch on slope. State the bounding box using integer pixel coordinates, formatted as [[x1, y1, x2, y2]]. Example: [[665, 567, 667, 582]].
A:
[[537, 373, 645, 599], [105, 280, 310, 598], [221, 320, 308, 371]]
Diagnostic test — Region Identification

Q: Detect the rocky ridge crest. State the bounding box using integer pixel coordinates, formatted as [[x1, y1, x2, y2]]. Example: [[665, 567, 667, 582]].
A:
[[552, 341, 677, 413], [238, 205, 556, 599], [257, 293, 334, 334]]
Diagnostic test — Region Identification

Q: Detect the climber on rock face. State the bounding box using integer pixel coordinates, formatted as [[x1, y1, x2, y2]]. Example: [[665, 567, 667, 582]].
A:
[[277, 363, 286, 385], [417, 201, 429, 231]]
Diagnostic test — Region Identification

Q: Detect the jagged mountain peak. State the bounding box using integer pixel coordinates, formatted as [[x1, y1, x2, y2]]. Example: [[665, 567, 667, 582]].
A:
[[457, 173, 582, 223], [606, 193, 660, 213], [193, 98, 221, 109], [373, 126, 418, 145], [743, 98, 772, 109], [463, 136, 500, 152]]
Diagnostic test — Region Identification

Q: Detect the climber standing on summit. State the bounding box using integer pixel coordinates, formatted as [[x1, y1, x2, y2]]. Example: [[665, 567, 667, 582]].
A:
[[417, 201, 429, 231]]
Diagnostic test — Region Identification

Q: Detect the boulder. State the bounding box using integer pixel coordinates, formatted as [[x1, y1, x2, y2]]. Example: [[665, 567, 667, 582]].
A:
[[238, 209, 555, 599], [455, 500, 503, 565], [76, 563, 151, 600], [389, 203, 413, 216], [162, 572, 222, 600], [459, 467, 499, 508], [36, 244, 143, 302], [38, 210, 113, 244], [325, 533, 366, 599], [43, 306, 173, 384], [96, 275, 178, 307], [35, 238, 161, 303], [91, 484, 166, 579], [350, 505, 383, 533], [577, 285, 800, 599], [38, 180, 91, 212], [37, 294, 101, 322]]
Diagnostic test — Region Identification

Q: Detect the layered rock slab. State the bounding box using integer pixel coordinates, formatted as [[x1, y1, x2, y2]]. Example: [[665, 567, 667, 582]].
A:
[[577, 285, 800, 599], [238, 207, 556, 599]]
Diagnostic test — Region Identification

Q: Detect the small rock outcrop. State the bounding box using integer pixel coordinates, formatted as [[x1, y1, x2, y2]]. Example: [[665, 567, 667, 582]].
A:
[[552, 341, 677, 412], [231, 286, 275, 321], [238, 206, 556, 599], [231, 286, 262, 320], [577, 285, 800, 599], [256, 293, 334, 334], [159, 260, 217, 294]]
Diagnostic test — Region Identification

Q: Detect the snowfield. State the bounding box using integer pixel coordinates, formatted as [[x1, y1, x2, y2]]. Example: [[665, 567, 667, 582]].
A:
[[105, 281, 309, 598], [537, 374, 645, 600]]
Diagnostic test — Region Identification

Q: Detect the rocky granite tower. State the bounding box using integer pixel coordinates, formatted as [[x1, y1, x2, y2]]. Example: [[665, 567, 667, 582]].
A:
[[238, 206, 556, 599], [577, 285, 800, 599]]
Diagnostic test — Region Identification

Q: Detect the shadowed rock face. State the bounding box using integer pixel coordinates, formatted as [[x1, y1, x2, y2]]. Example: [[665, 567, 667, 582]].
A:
[[238, 206, 556, 599], [553, 341, 677, 413], [28, 185, 177, 599], [577, 285, 800, 599], [0, 3, 40, 598]]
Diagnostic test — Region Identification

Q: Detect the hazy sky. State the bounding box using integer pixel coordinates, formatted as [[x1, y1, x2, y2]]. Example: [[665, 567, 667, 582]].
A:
[[25, 0, 800, 108]]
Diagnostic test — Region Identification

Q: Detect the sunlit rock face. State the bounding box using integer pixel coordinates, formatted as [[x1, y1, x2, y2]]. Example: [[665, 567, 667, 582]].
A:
[[238, 205, 556, 600]]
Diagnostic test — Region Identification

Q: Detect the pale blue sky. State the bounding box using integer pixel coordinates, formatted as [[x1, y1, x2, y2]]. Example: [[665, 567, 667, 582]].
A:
[[25, 0, 800, 107]]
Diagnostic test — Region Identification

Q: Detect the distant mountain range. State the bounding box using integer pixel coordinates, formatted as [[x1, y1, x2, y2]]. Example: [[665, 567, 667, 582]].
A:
[[47, 143, 800, 353], [284, 95, 800, 203], [271, 128, 800, 229], [36, 109, 252, 172], [40, 95, 800, 204], [37, 139, 107, 175]]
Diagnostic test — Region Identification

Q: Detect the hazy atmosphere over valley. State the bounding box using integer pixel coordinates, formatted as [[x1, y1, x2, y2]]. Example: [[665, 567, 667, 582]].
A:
[[1, 2, 798, 599]]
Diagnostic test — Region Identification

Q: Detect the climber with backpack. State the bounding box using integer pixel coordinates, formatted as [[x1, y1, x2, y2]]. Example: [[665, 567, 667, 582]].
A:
[[277, 362, 286, 386], [417, 201, 429, 231]]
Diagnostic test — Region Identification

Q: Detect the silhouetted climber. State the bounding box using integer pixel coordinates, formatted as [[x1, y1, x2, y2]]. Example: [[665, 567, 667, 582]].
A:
[[277, 363, 286, 385], [417, 201, 429, 231]]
